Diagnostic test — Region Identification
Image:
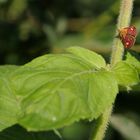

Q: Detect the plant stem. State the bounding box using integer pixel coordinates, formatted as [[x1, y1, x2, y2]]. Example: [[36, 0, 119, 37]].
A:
[[111, 0, 134, 65], [90, 107, 112, 140], [90, 0, 134, 140]]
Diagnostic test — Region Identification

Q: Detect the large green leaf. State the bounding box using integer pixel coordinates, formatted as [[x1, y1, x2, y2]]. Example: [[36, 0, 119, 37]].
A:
[[13, 53, 117, 131], [0, 47, 118, 131], [111, 61, 139, 87]]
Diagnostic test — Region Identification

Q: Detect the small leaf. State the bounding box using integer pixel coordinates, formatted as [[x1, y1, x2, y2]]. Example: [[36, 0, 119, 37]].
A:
[[125, 52, 140, 73], [67, 46, 106, 69], [111, 61, 139, 87]]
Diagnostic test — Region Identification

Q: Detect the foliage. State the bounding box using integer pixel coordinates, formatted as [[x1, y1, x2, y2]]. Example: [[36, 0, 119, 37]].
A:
[[0, 46, 140, 140]]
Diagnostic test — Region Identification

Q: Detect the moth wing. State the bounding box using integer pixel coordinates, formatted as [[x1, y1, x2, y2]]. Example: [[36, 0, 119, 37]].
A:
[[121, 35, 135, 49], [126, 26, 137, 37]]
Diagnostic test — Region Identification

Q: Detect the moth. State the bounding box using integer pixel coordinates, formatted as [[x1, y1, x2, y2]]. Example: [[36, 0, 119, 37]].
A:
[[118, 26, 137, 49]]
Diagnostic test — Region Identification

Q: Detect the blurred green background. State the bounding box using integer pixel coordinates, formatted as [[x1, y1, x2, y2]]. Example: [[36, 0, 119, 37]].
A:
[[0, 0, 140, 140]]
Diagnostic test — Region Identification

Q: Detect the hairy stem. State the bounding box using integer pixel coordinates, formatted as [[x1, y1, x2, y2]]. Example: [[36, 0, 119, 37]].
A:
[[111, 0, 134, 65], [90, 0, 134, 140], [90, 107, 112, 140]]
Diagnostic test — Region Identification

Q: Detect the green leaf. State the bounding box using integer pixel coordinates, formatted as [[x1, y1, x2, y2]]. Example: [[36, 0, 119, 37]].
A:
[[9, 53, 117, 131], [0, 65, 21, 131], [67, 46, 106, 69], [111, 61, 139, 87], [125, 52, 140, 73], [0, 48, 118, 131]]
